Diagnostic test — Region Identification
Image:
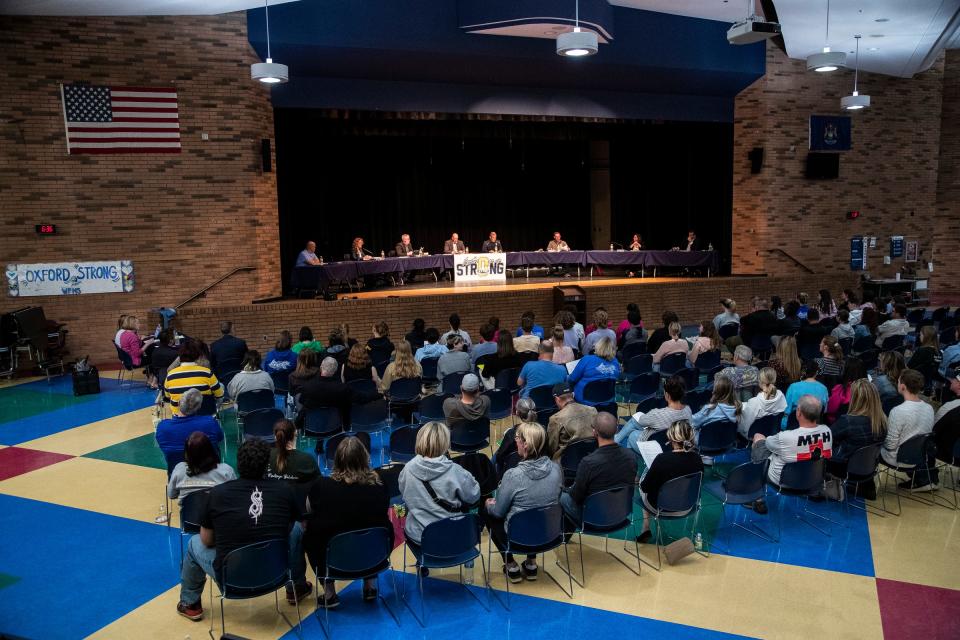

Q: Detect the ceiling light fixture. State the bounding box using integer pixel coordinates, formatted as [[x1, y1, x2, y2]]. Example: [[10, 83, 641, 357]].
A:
[[251, 0, 288, 84], [841, 35, 871, 111], [557, 0, 598, 57], [807, 0, 846, 72]]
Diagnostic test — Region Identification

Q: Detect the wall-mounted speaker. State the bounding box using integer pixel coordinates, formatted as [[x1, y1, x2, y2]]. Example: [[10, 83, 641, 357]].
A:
[[748, 146, 764, 174], [261, 138, 272, 173]]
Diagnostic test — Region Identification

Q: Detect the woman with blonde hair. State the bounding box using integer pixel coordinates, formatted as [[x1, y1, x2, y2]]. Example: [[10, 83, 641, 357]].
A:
[[738, 368, 787, 438], [691, 376, 741, 431], [689, 320, 721, 366], [379, 339, 421, 393], [713, 298, 739, 330], [652, 321, 689, 367], [827, 379, 887, 500], [636, 420, 704, 542], [583, 308, 616, 354], [546, 325, 575, 365], [306, 436, 391, 607], [117, 314, 158, 385], [483, 421, 562, 582], [568, 336, 620, 405], [907, 325, 942, 373], [769, 335, 802, 390]]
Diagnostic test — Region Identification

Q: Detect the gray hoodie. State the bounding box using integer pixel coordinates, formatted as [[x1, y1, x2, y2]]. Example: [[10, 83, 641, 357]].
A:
[[399, 454, 481, 543], [488, 456, 562, 530]]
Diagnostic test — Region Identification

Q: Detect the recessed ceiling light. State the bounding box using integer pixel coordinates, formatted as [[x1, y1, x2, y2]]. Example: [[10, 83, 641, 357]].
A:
[[868, 47, 879, 51], [869, 34, 884, 38], [874, 18, 889, 23]]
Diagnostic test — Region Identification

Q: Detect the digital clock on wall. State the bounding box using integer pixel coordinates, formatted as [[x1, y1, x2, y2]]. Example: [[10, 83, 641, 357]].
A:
[[35, 224, 57, 235]]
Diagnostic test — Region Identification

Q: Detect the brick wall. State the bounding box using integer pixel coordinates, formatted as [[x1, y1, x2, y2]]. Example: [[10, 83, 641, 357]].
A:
[[731, 42, 951, 295], [0, 13, 280, 361], [934, 50, 960, 301]]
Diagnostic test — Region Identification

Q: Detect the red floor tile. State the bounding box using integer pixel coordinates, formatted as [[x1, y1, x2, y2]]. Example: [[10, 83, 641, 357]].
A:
[[0, 447, 74, 481], [877, 578, 960, 640]]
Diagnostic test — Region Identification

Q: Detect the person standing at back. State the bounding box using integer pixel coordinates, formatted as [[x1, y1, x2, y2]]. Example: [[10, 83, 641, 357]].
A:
[[209, 321, 248, 374]]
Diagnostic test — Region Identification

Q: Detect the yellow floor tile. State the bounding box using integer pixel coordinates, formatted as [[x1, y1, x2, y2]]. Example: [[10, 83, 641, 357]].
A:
[[0, 456, 178, 527], [20, 406, 156, 456]]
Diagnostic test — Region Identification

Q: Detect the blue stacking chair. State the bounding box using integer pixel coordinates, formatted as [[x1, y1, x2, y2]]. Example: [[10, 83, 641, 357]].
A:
[[879, 433, 941, 515], [698, 419, 738, 467], [177, 489, 209, 567], [685, 388, 712, 414], [241, 408, 284, 442], [303, 405, 343, 461], [442, 372, 467, 396], [627, 372, 659, 404], [415, 393, 449, 424], [387, 377, 422, 416], [620, 341, 648, 363], [633, 396, 664, 416], [377, 463, 405, 505], [566, 486, 641, 585], [674, 367, 699, 393], [388, 423, 421, 463], [450, 416, 491, 454], [528, 384, 556, 410], [420, 357, 440, 385], [838, 443, 885, 518], [838, 338, 853, 356], [346, 379, 378, 396], [746, 413, 784, 440], [881, 335, 905, 351], [494, 367, 520, 395], [559, 438, 598, 487], [236, 389, 276, 438], [769, 457, 834, 539], [637, 472, 703, 571], [315, 527, 400, 638], [402, 513, 490, 627], [852, 335, 875, 353], [349, 399, 392, 464], [694, 350, 721, 372], [323, 432, 372, 471], [658, 352, 686, 377], [582, 378, 616, 407], [750, 335, 774, 360], [718, 323, 740, 340], [623, 354, 654, 382], [704, 462, 773, 553]]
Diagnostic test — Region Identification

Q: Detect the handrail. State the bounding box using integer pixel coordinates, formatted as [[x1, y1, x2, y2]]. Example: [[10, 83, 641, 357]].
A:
[[176, 266, 256, 309], [767, 248, 814, 274]]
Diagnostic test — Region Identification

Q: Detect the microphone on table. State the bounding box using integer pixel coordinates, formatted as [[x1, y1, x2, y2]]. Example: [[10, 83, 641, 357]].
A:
[[361, 247, 374, 256], [610, 242, 624, 249]]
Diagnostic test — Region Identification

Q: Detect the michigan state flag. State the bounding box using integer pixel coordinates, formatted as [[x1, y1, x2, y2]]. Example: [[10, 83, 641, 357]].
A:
[[809, 115, 851, 151]]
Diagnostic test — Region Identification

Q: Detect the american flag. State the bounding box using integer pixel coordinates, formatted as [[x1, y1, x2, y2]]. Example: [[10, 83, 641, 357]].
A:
[[60, 84, 181, 154]]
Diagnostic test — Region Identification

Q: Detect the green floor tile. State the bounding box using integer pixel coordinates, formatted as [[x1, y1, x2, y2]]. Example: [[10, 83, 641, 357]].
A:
[[84, 433, 167, 470], [0, 572, 21, 590], [0, 388, 97, 425]]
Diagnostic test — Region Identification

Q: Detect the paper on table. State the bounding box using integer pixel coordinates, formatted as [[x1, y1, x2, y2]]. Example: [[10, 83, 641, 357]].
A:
[[635, 440, 663, 469]]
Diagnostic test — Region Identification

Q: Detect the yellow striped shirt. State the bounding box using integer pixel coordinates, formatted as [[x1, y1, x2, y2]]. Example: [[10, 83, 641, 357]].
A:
[[163, 363, 224, 416]]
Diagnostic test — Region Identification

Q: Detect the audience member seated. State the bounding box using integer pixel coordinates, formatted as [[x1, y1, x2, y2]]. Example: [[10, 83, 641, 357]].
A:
[[405, 318, 427, 352], [875, 304, 909, 348], [545, 326, 576, 365], [583, 306, 605, 337], [547, 382, 598, 460], [568, 337, 620, 404], [816, 289, 838, 318], [831, 309, 855, 341], [415, 327, 446, 362], [688, 321, 721, 367], [714, 345, 760, 396], [939, 327, 960, 378], [827, 379, 886, 500], [226, 350, 274, 399], [652, 321, 689, 368], [209, 321, 248, 374], [515, 310, 546, 341], [492, 398, 539, 477], [691, 377, 741, 438], [815, 335, 845, 378], [167, 431, 236, 503], [305, 436, 391, 608], [513, 314, 542, 353], [770, 296, 785, 321], [440, 313, 472, 351], [443, 373, 491, 429], [783, 360, 829, 428], [553, 310, 582, 355], [797, 309, 829, 355], [164, 340, 224, 416], [481, 331, 526, 384], [796, 293, 810, 320], [933, 374, 960, 467], [778, 300, 802, 338], [517, 342, 568, 398], [560, 412, 636, 527], [855, 307, 879, 339], [616, 375, 692, 450], [907, 326, 942, 374], [636, 420, 705, 542], [647, 311, 679, 355], [264, 330, 298, 379], [379, 340, 422, 394], [299, 357, 375, 427], [713, 298, 740, 330], [342, 343, 381, 386], [292, 326, 325, 355], [150, 329, 180, 385], [118, 314, 158, 384], [265, 419, 319, 484], [482, 422, 562, 583], [738, 298, 779, 350], [176, 438, 311, 622], [826, 358, 866, 424], [366, 321, 395, 366], [287, 348, 320, 398], [471, 324, 498, 364], [738, 368, 787, 439], [615, 303, 644, 343], [325, 325, 353, 368], [488, 316, 502, 341], [769, 335, 802, 391], [873, 351, 905, 402], [438, 334, 472, 380], [883, 369, 937, 491], [398, 422, 481, 560], [583, 309, 616, 355]]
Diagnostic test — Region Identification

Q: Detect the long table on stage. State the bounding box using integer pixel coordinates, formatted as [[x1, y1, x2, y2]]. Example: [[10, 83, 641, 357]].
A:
[[290, 250, 719, 291]]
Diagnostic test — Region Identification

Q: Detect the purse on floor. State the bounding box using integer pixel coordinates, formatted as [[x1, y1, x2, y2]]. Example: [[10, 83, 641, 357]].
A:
[[664, 537, 696, 565]]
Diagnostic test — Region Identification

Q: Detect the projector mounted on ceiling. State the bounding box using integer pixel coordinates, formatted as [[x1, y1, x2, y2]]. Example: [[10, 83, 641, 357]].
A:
[[727, 16, 781, 45]]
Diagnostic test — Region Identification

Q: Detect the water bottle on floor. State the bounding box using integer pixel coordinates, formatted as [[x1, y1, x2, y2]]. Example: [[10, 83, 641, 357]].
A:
[[694, 532, 703, 551], [155, 503, 169, 524], [463, 560, 475, 585]]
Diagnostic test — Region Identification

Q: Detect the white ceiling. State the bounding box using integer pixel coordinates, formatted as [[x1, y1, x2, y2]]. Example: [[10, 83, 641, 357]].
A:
[[0, 0, 299, 16], [614, 0, 960, 78]]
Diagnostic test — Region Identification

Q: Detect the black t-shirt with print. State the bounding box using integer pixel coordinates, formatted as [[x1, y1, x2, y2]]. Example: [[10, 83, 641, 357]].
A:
[[201, 478, 302, 575], [266, 448, 320, 484]]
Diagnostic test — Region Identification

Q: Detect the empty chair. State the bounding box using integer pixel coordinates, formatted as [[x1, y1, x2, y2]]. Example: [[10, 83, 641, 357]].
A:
[[838, 338, 853, 357], [177, 489, 210, 566], [620, 341, 648, 363], [881, 335, 905, 351], [905, 308, 926, 325], [568, 485, 641, 585], [414, 392, 450, 424], [747, 413, 784, 440], [442, 372, 467, 396], [659, 352, 687, 377], [859, 349, 880, 372], [627, 372, 659, 404], [269, 370, 291, 396], [559, 438, 598, 487], [674, 367, 699, 393], [388, 423, 421, 463], [377, 463, 405, 504], [582, 379, 616, 407], [623, 354, 654, 381], [685, 388, 712, 414], [879, 433, 938, 516], [420, 357, 440, 385], [483, 387, 513, 424], [697, 419, 738, 464], [347, 378, 379, 397], [694, 350, 721, 372], [750, 335, 774, 360], [198, 394, 219, 417], [387, 377, 422, 413], [237, 388, 275, 414], [349, 398, 392, 463], [837, 443, 883, 517], [704, 462, 773, 552], [852, 335, 875, 354], [241, 408, 284, 442], [450, 416, 491, 454], [494, 367, 520, 394], [770, 458, 831, 538], [718, 323, 740, 340], [303, 406, 343, 440], [931, 306, 950, 324]]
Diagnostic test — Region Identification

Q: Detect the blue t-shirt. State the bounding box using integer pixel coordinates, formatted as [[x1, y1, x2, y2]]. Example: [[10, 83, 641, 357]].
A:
[[470, 341, 498, 365], [518, 360, 568, 398], [295, 250, 318, 267], [568, 355, 620, 404], [515, 324, 545, 339], [782, 379, 829, 427], [415, 342, 447, 362], [264, 348, 298, 374], [155, 414, 224, 458]]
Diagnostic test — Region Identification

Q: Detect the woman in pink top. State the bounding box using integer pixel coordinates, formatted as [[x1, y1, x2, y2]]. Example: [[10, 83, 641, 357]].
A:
[[615, 303, 643, 341], [118, 316, 157, 382], [652, 322, 689, 364], [826, 357, 865, 424], [688, 320, 721, 366], [545, 326, 575, 365]]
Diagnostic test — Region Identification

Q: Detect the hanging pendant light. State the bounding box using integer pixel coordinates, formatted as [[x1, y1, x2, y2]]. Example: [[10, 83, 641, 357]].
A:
[[557, 0, 598, 57], [807, 0, 845, 72], [251, 0, 288, 84], [841, 35, 870, 111]]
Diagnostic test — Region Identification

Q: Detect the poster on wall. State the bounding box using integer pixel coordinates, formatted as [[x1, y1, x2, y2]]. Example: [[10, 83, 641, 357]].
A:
[[7, 260, 134, 297], [905, 240, 919, 263], [890, 236, 904, 258], [809, 115, 852, 151], [453, 253, 506, 284], [850, 237, 866, 271]]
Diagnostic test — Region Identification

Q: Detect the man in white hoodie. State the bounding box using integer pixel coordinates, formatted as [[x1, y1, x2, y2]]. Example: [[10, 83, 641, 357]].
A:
[[875, 304, 910, 348]]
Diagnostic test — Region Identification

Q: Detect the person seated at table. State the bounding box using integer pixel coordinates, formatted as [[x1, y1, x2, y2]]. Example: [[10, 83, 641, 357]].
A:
[[688, 321, 721, 367], [628, 234, 643, 251], [636, 420, 704, 542], [515, 310, 545, 341], [547, 231, 570, 252], [652, 322, 689, 369], [226, 350, 274, 399], [167, 431, 236, 504], [351, 237, 372, 261], [395, 233, 415, 257], [513, 315, 541, 354], [415, 327, 446, 362], [616, 375, 692, 450], [266, 418, 320, 484], [292, 326, 325, 355], [342, 343, 381, 387], [471, 324, 498, 365], [482, 331, 526, 385], [437, 335, 471, 380], [118, 314, 158, 383], [305, 435, 392, 608], [517, 342, 567, 398], [296, 240, 321, 266], [583, 309, 616, 355], [443, 232, 466, 254], [156, 388, 225, 459], [481, 231, 503, 253], [380, 340, 422, 394], [568, 337, 620, 405], [544, 326, 575, 365], [673, 229, 704, 252], [482, 421, 562, 582]]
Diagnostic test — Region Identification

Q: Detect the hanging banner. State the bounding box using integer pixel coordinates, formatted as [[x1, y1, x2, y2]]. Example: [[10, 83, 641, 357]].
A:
[[7, 260, 134, 296], [890, 236, 904, 258], [453, 253, 506, 284], [850, 237, 866, 271]]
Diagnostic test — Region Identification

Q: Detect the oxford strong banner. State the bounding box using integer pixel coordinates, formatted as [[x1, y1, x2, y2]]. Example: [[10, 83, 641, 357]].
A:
[[454, 253, 506, 284], [7, 260, 134, 296]]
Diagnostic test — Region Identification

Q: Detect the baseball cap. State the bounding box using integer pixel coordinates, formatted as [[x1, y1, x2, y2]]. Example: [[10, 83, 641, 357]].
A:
[[461, 373, 480, 393], [552, 381, 573, 397]]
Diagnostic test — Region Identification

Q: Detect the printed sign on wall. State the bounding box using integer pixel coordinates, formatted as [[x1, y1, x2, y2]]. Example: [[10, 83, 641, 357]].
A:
[[453, 253, 507, 284], [7, 260, 134, 296]]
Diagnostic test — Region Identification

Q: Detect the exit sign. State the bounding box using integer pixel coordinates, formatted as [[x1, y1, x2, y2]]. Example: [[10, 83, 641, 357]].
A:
[[35, 224, 57, 235]]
